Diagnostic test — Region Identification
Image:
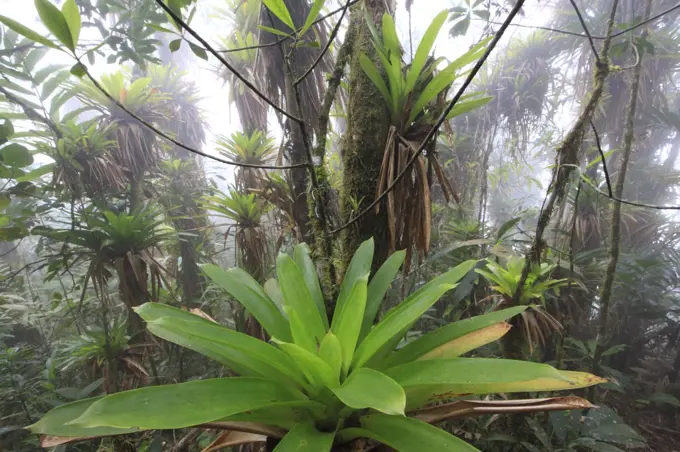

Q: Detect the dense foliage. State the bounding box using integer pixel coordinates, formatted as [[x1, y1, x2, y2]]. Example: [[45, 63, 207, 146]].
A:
[[0, 0, 679, 451]]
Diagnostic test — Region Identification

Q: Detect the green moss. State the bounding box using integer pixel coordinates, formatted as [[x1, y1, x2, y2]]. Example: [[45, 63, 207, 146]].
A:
[[340, 1, 392, 271]]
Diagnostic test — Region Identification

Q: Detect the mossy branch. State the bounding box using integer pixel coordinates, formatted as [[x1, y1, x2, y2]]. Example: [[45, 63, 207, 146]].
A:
[[510, 0, 620, 306]]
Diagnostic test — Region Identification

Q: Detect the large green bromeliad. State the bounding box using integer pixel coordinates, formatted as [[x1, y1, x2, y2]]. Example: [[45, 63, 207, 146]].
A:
[[29, 239, 604, 450]]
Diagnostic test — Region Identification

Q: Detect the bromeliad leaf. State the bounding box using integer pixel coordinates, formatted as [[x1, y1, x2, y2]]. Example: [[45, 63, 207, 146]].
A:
[[387, 358, 607, 408], [446, 95, 494, 119], [388, 306, 527, 365], [262, 0, 296, 31], [352, 260, 477, 369], [318, 332, 343, 379], [61, 0, 81, 48], [28, 397, 137, 438], [276, 341, 338, 391], [359, 55, 392, 110], [404, 10, 449, 93], [331, 368, 405, 415], [334, 238, 373, 319], [294, 243, 328, 329], [201, 264, 292, 342], [35, 0, 75, 51], [0, 14, 59, 50], [416, 322, 511, 360], [274, 423, 334, 451], [341, 414, 480, 451], [136, 304, 306, 389], [361, 249, 405, 341], [68, 378, 308, 429], [277, 254, 327, 344], [300, 0, 325, 36], [332, 275, 368, 376]]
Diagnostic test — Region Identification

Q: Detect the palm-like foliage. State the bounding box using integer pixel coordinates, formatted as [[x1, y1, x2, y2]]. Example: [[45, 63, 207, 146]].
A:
[[73, 72, 167, 177], [217, 130, 277, 190], [362, 10, 491, 274], [59, 319, 148, 392], [218, 0, 268, 133], [30, 240, 606, 450], [203, 191, 270, 283], [49, 120, 126, 198], [476, 258, 567, 354], [34, 208, 172, 336]]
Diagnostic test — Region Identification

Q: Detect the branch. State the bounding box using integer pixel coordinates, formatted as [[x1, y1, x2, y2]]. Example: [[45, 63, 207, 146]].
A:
[[154, 0, 300, 123], [315, 21, 354, 159], [580, 173, 680, 210], [331, 0, 527, 234], [293, 0, 352, 87], [569, 0, 601, 64], [589, 120, 612, 197], [510, 0, 620, 306], [80, 66, 308, 170], [592, 0, 653, 393], [0, 85, 62, 138], [217, 0, 360, 55], [482, 2, 680, 40]]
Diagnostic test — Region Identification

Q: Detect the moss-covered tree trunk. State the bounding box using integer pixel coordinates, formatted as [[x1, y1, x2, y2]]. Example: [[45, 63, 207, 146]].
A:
[[341, 0, 393, 271]]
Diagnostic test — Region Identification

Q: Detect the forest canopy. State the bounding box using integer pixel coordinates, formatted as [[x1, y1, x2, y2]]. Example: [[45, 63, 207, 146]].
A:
[[0, 0, 679, 451]]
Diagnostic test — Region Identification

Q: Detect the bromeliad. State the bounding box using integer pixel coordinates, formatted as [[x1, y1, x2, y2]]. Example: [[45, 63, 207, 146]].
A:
[[29, 239, 604, 451]]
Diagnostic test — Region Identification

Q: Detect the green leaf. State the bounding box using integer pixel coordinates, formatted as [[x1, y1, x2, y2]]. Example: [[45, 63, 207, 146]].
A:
[[32, 64, 67, 85], [446, 96, 493, 119], [318, 332, 342, 379], [361, 250, 405, 342], [201, 264, 292, 342], [332, 368, 405, 415], [496, 217, 521, 241], [293, 243, 328, 329], [332, 276, 368, 376], [28, 397, 138, 437], [277, 254, 327, 345], [35, 0, 75, 52], [262, 0, 295, 31], [0, 144, 33, 168], [300, 0, 324, 36], [70, 62, 86, 78], [381, 13, 400, 59], [333, 238, 373, 327], [136, 303, 305, 388], [359, 54, 392, 112], [148, 23, 177, 34], [408, 61, 458, 125], [61, 0, 81, 48], [16, 163, 55, 182], [264, 278, 286, 314], [347, 414, 479, 451], [387, 358, 607, 408], [189, 42, 208, 60], [69, 378, 307, 429], [449, 14, 471, 37], [169, 39, 181, 52], [352, 261, 477, 370], [276, 341, 338, 390], [388, 306, 527, 366], [0, 14, 59, 50], [0, 195, 10, 210], [41, 71, 70, 99], [274, 423, 334, 451], [405, 10, 448, 94], [258, 25, 293, 37]]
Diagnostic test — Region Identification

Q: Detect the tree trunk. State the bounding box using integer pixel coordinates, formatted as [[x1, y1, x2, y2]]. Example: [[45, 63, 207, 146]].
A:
[[592, 0, 650, 386], [341, 0, 393, 272]]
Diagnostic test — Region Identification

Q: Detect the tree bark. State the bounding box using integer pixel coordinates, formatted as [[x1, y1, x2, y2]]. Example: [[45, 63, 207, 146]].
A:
[[592, 0, 651, 384], [341, 0, 393, 272]]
